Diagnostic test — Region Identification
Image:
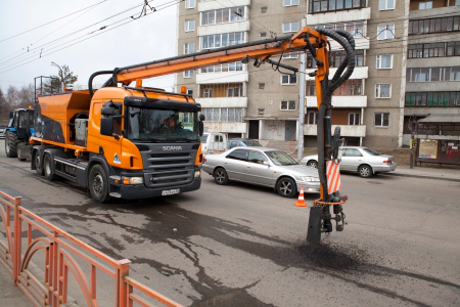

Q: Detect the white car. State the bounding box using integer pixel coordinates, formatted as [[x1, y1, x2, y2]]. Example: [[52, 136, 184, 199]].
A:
[[0, 126, 6, 139], [202, 147, 320, 197], [301, 146, 397, 178]]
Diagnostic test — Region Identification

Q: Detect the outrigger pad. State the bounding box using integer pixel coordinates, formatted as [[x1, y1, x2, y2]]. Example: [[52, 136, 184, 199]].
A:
[[307, 206, 322, 244]]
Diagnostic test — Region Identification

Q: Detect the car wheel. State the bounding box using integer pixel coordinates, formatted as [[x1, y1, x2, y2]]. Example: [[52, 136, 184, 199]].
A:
[[307, 160, 318, 168], [214, 167, 229, 185], [358, 165, 373, 178], [277, 177, 297, 198], [44, 154, 58, 181]]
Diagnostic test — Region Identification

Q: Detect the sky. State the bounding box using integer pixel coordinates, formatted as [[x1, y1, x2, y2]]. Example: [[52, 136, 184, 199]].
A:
[[0, 0, 178, 92]]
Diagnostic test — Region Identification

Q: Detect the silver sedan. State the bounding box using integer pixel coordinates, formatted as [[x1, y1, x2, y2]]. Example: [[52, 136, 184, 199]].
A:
[[202, 147, 320, 197], [301, 146, 397, 178]]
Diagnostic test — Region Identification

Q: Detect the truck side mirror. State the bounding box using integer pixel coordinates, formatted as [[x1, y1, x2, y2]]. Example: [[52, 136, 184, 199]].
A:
[[199, 114, 205, 136], [100, 117, 114, 136]]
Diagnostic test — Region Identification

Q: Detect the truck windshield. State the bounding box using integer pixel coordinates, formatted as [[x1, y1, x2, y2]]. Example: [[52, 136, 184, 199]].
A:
[[126, 107, 200, 142]]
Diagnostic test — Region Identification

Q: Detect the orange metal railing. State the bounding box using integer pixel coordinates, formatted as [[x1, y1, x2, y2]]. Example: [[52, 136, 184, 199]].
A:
[[0, 190, 184, 307]]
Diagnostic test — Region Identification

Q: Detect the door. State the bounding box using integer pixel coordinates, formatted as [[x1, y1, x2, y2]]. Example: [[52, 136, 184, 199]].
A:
[[244, 150, 273, 186], [224, 149, 248, 181], [249, 120, 259, 139], [340, 148, 364, 171], [285, 121, 296, 141]]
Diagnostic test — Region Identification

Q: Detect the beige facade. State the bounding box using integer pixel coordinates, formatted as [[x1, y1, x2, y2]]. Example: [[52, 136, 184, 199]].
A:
[[176, 0, 460, 148]]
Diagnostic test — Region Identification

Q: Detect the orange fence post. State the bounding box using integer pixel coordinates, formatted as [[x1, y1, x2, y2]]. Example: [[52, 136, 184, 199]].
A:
[[117, 259, 131, 307], [13, 196, 22, 285]]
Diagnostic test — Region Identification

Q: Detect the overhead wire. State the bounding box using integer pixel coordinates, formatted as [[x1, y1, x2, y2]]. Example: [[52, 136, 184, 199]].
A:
[[0, 0, 183, 75]]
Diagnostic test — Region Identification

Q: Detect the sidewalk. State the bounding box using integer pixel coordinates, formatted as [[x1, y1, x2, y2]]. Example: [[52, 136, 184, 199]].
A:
[[383, 165, 460, 182], [0, 266, 33, 306]]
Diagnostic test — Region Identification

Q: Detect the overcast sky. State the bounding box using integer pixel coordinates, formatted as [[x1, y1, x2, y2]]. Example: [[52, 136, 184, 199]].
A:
[[0, 0, 178, 92]]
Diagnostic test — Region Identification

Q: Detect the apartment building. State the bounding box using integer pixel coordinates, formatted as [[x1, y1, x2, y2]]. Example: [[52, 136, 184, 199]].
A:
[[176, 0, 460, 148]]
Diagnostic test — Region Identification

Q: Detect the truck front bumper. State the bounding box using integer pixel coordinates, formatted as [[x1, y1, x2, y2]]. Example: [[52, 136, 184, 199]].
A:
[[110, 177, 201, 200]]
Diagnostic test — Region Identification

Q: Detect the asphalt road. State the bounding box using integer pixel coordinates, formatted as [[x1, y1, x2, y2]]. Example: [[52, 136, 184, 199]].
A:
[[0, 140, 459, 307]]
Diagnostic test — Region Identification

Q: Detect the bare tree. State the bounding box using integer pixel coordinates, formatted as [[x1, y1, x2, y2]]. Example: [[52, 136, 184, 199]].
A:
[[0, 88, 9, 125], [44, 64, 78, 93]]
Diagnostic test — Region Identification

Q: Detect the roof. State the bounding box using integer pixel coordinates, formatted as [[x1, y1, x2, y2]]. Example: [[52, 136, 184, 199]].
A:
[[418, 114, 460, 123]]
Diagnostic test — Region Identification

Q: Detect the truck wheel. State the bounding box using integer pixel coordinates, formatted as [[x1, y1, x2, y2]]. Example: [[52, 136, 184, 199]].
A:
[[276, 177, 297, 198], [5, 131, 18, 158], [44, 154, 57, 181], [89, 164, 111, 203], [33, 151, 44, 176]]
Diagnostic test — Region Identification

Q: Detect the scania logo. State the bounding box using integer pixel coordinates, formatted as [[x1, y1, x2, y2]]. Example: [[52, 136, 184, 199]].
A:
[[162, 146, 182, 151]]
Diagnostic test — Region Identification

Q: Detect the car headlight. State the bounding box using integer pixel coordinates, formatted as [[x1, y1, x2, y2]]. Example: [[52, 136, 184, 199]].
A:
[[122, 176, 143, 185], [300, 176, 320, 182], [194, 170, 201, 178]]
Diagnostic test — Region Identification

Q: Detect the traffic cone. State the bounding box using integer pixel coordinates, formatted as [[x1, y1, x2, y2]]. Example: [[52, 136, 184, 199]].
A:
[[294, 186, 307, 207]]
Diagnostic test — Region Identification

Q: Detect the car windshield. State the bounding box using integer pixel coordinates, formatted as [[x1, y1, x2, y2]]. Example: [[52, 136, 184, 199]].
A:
[[265, 150, 299, 166], [200, 135, 208, 143], [126, 107, 200, 142], [362, 147, 382, 156], [242, 139, 262, 146]]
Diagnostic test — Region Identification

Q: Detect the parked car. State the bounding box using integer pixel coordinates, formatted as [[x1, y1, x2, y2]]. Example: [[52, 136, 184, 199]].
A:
[[202, 147, 320, 197], [227, 138, 262, 149], [300, 146, 397, 178], [0, 125, 6, 138]]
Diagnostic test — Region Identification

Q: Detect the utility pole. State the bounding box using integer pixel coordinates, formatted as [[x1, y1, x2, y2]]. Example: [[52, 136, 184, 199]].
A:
[[51, 61, 64, 92], [297, 18, 307, 161]]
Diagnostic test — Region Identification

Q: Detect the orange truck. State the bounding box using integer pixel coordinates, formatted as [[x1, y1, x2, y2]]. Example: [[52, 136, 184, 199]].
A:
[[29, 25, 355, 231]]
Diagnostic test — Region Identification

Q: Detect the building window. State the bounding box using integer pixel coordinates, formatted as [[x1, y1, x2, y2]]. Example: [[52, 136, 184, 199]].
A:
[[186, 89, 193, 96], [283, 21, 299, 33], [379, 0, 395, 10], [316, 21, 366, 38], [309, 49, 364, 68], [377, 24, 395, 40], [202, 108, 243, 122], [227, 86, 243, 97], [375, 113, 389, 127], [309, 0, 366, 13], [184, 43, 194, 54], [203, 88, 213, 97], [376, 54, 393, 69], [201, 62, 243, 73], [259, 83, 265, 89], [283, 52, 298, 59], [201, 7, 245, 26], [375, 84, 391, 98], [185, 0, 196, 9], [307, 111, 318, 124], [258, 108, 265, 115], [281, 100, 296, 111], [419, 1, 433, 10], [183, 70, 194, 78], [405, 91, 460, 106], [281, 74, 297, 85], [284, 0, 299, 6], [261, 7, 267, 13], [185, 20, 195, 32], [407, 42, 460, 58], [348, 113, 360, 125], [409, 16, 460, 35], [406, 67, 460, 82], [200, 32, 245, 49]]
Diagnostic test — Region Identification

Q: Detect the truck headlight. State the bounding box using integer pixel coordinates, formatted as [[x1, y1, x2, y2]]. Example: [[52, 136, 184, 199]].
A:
[[194, 170, 201, 178], [122, 176, 144, 185]]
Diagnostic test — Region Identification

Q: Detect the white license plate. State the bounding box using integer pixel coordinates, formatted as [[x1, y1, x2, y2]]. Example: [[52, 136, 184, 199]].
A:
[[161, 189, 180, 196]]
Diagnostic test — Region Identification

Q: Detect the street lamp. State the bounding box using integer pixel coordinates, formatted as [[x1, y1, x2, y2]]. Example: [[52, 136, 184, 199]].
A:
[[51, 61, 64, 92]]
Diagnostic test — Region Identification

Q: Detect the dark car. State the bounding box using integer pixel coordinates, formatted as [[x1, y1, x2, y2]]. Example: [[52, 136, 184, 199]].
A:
[[227, 138, 262, 149]]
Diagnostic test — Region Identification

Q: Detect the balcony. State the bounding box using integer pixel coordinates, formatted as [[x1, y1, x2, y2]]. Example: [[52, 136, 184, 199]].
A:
[[196, 71, 248, 84], [198, 0, 250, 11], [204, 122, 247, 134], [304, 124, 366, 137], [197, 21, 250, 37], [305, 95, 367, 108], [195, 97, 248, 108], [306, 66, 368, 81]]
